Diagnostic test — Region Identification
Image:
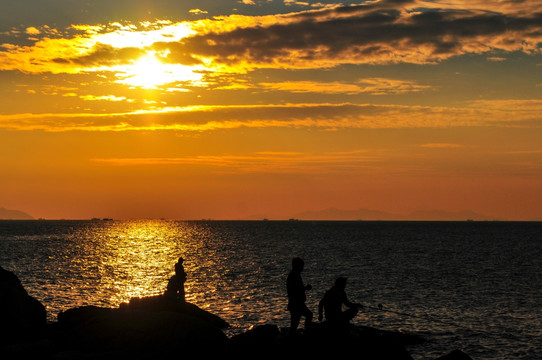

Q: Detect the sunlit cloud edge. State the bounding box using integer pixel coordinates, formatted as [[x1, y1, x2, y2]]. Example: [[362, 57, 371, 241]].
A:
[[1, 100, 542, 132]]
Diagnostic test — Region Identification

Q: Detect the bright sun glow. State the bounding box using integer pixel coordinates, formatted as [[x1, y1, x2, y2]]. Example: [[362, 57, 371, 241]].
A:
[[117, 53, 205, 89], [121, 55, 173, 88]]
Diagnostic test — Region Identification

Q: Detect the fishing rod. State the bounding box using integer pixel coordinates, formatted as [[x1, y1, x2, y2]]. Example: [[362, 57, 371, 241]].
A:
[[360, 303, 461, 328], [359, 303, 528, 343], [362, 303, 432, 320]]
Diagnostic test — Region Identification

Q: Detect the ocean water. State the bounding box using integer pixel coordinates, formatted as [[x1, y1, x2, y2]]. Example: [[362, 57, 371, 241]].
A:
[[0, 220, 540, 359]]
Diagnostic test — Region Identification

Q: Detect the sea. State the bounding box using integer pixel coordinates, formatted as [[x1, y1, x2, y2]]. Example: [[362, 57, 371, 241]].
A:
[[0, 220, 540, 359]]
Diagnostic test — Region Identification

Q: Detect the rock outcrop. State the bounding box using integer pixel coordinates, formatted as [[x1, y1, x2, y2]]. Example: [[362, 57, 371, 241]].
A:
[[0, 267, 46, 343], [56, 305, 227, 356], [226, 323, 418, 358], [0, 268, 475, 360], [121, 294, 230, 329]]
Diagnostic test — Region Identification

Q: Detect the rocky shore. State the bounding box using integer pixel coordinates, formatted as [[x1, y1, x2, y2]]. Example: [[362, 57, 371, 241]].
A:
[[1, 266, 472, 359]]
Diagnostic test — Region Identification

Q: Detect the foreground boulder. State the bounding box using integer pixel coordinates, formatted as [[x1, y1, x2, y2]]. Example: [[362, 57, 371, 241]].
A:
[[121, 295, 230, 329], [0, 267, 46, 343], [0, 269, 474, 360], [226, 322, 419, 359], [57, 304, 227, 357]]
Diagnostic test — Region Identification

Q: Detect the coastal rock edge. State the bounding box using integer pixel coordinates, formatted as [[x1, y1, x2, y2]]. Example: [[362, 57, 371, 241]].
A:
[[1, 267, 473, 359]]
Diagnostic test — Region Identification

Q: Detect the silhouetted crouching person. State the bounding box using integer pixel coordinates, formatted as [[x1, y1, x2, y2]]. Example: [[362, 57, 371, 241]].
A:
[[165, 257, 187, 302], [287, 257, 313, 335], [318, 277, 361, 331]]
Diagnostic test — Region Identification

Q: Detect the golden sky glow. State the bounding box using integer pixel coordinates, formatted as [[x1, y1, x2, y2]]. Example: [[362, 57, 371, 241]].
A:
[[1, 0, 541, 220]]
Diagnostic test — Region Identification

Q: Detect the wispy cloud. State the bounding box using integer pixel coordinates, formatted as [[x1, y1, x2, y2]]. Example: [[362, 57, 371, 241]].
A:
[[189, 9, 208, 15], [487, 56, 507, 62], [259, 78, 432, 95], [504, 150, 542, 155], [420, 143, 465, 149], [90, 150, 381, 174], [1, 100, 541, 132], [468, 99, 542, 111], [79, 95, 132, 102], [283, 0, 310, 6]]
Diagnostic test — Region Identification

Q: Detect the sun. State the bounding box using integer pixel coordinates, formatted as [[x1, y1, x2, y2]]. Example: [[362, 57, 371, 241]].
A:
[[117, 53, 205, 89], [122, 54, 172, 88]]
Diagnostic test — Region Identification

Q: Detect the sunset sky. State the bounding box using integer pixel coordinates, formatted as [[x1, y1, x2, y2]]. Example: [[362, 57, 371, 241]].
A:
[[1, 0, 541, 220]]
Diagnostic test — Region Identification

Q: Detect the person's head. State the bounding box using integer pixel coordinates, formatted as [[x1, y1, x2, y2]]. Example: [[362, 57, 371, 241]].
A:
[[335, 277, 347, 291], [177, 257, 184, 264], [292, 257, 304, 272]]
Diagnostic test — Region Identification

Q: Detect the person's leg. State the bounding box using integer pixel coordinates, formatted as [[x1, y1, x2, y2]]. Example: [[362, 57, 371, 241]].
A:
[[302, 305, 313, 329], [289, 310, 301, 335]]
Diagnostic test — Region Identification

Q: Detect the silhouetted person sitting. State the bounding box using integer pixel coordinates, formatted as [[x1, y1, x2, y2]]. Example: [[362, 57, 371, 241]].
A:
[[318, 277, 361, 330], [165, 257, 187, 302], [287, 257, 313, 335]]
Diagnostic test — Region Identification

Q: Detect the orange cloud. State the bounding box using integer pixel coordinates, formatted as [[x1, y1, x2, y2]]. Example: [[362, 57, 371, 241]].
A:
[[1, 1, 540, 80], [468, 99, 542, 110], [90, 150, 381, 174], [169, 1, 542, 69], [259, 78, 432, 95], [420, 143, 466, 149], [189, 9, 208, 15], [417, 0, 542, 15], [80, 95, 131, 102], [1, 101, 541, 132], [0, 21, 196, 75], [25, 27, 41, 35]]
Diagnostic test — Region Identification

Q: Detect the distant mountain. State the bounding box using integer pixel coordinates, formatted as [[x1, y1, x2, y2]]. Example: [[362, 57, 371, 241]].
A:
[[0, 207, 34, 220], [290, 207, 497, 221], [292, 207, 401, 221], [406, 210, 496, 221]]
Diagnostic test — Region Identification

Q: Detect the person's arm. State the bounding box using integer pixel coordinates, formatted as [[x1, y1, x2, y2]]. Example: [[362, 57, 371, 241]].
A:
[[343, 292, 361, 308]]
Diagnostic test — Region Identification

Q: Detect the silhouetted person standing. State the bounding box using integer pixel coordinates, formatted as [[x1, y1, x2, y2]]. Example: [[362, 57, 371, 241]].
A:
[[318, 277, 361, 330], [287, 257, 313, 334], [165, 257, 187, 302]]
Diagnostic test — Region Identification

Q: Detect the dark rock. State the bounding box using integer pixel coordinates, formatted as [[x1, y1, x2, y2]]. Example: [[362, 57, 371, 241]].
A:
[[120, 295, 230, 329], [435, 349, 473, 360], [0, 270, 464, 359], [1, 338, 54, 359], [57, 306, 116, 334], [0, 266, 46, 343], [57, 305, 227, 357], [349, 326, 414, 360], [227, 324, 281, 353], [225, 322, 414, 359]]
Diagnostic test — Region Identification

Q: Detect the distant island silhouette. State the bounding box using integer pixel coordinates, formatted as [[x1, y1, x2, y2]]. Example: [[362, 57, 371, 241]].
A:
[[290, 208, 499, 221], [0, 206, 505, 221], [0, 207, 34, 220], [243, 208, 499, 221]]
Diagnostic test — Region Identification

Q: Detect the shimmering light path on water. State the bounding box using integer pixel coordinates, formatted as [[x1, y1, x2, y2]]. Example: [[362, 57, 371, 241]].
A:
[[1, 220, 541, 360]]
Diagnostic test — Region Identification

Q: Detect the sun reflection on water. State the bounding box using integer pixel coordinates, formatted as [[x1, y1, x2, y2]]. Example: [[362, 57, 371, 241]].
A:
[[89, 220, 188, 306]]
